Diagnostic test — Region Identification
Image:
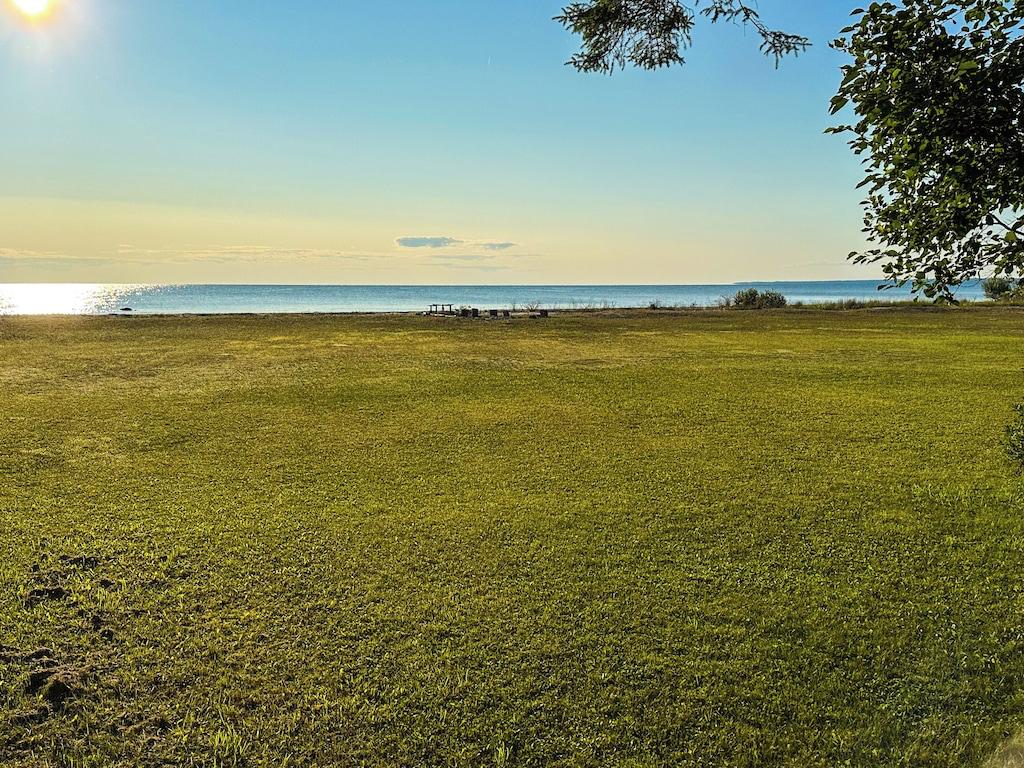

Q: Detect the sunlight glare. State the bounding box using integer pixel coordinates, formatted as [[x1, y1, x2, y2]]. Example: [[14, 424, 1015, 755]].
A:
[[10, 0, 53, 19], [0, 284, 112, 314]]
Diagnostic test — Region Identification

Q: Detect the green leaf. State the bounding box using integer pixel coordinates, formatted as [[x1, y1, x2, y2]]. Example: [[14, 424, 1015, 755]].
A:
[[829, 95, 849, 114]]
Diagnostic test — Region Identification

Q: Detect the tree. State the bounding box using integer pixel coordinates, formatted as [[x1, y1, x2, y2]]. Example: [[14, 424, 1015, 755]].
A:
[[555, 0, 810, 73], [558, 1, 1024, 300], [829, 1, 1024, 300]]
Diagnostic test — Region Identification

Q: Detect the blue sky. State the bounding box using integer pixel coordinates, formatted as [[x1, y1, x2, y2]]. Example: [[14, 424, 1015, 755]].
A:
[[0, 1, 875, 284]]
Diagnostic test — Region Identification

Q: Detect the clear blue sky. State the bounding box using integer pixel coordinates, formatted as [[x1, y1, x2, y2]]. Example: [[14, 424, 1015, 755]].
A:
[[0, 1, 875, 284]]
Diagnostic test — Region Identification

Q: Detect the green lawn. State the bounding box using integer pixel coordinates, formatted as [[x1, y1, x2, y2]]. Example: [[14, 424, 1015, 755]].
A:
[[2, 309, 1024, 767]]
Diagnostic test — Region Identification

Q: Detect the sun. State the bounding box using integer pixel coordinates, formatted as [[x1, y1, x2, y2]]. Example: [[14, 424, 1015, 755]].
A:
[[10, 0, 53, 19]]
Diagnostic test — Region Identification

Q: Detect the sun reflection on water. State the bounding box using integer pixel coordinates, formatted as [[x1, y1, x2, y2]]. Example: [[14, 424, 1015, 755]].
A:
[[0, 284, 138, 315]]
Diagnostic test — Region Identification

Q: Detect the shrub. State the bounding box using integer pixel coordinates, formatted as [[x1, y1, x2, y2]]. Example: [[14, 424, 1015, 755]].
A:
[[731, 288, 787, 310], [732, 288, 761, 309], [984, 276, 1016, 300], [1006, 403, 1024, 472], [759, 290, 788, 309]]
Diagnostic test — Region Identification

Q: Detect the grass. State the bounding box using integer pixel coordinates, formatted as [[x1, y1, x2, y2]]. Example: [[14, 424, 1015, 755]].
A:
[[2, 308, 1024, 767]]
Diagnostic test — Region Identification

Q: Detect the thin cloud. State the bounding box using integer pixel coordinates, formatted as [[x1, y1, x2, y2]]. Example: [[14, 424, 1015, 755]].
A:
[[0, 249, 121, 271], [117, 245, 382, 263], [438, 263, 512, 272], [0, 247, 68, 260], [396, 237, 519, 251], [432, 253, 497, 262], [1, 245, 386, 266], [1, 244, 529, 272], [396, 237, 463, 249]]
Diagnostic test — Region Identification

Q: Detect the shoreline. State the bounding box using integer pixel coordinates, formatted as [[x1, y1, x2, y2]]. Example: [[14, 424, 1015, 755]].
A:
[[0, 302, 1017, 320]]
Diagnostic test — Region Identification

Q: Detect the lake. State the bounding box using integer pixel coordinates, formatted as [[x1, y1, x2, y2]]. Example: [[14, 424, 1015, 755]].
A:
[[0, 281, 987, 315]]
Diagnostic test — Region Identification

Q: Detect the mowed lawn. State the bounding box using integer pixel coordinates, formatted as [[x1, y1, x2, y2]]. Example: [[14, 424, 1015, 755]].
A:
[[3, 309, 1024, 767]]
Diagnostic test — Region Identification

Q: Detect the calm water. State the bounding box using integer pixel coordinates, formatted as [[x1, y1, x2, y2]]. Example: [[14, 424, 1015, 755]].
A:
[[0, 281, 987, 315]]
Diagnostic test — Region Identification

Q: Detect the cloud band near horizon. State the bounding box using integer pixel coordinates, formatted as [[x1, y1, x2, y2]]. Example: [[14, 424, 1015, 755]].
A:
[[397, 236, 518, 251]]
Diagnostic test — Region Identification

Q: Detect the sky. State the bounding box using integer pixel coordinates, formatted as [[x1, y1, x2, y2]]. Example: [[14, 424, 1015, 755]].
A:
[[0, 1, 878, 285]]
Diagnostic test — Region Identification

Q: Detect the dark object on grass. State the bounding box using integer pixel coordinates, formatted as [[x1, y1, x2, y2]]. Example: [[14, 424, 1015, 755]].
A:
[[1005, 403, 1024, 472], [25, 648, 56, 663], [58, 554, 100, 569], [21, 647, 85, 712], [42, 676, 76, 710], [10, 706, 49, 726], [460, 308, 470, 318], [489, 309, 498, 318], [503, 310, 511, 318], [24, 586, 69, 606], [26, 666, 58, 695], [540, 309, 549, 318], [471, 308, 480, 318]]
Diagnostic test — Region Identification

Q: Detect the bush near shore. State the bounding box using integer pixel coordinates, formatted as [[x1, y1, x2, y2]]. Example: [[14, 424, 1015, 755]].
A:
[[728, 288, 788, 309]]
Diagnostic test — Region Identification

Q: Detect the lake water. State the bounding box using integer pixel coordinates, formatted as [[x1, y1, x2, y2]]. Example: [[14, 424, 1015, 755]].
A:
[[0, 281, 987, 315]]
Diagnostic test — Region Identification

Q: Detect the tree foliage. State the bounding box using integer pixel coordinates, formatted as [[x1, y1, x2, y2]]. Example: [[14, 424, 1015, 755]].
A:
[[829, 1, 1024, 300], [555, 0, 810, 73], [557, 1, 1024, 300]]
